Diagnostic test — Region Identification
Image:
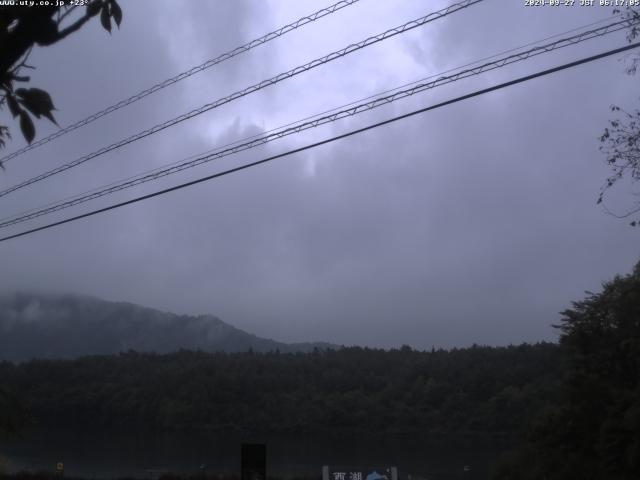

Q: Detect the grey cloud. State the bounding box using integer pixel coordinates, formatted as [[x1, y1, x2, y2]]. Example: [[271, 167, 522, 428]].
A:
[[1, 0, 639, 351]]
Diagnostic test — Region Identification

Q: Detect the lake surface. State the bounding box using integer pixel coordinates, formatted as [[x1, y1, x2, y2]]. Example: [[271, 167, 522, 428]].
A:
[[0, 429, 514, 480]]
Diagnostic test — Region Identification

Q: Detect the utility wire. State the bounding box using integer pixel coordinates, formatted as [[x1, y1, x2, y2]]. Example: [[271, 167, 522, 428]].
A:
[[0, 17, 631, 226], [1, 11, 623, 227], [1, 41, 638, 244], [0, 0, 362, 165], [0, 0, 483, 199], [0, 15, 631, 227], [0, 17, 634, 229]]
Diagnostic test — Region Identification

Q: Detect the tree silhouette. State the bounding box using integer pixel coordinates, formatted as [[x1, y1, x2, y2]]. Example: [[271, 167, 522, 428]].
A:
[[598, 6, 640, 226], [494, 261, 640, 479], [0, 385, 29, 438], [0, 0, 122, 160]]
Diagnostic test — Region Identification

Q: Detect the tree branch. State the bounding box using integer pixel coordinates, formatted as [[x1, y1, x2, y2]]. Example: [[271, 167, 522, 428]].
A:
[[56, 5, 78, 26], [53, 9, 94, 43]]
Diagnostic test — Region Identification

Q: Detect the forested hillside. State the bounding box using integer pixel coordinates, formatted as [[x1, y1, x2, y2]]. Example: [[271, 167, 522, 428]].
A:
[[493, 262, 640, 480], [0, 343, 563, 435], [0, 293, 334, 361]]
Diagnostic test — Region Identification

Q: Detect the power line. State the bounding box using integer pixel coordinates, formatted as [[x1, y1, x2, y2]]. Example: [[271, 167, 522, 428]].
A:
[[0, 17, 634, 229], [0, 17, 632, 226], [3, 11, 623, 227], [0, 0, 362, 165], [0, 0, 483, 199], [5, 12, 621, 226], [1, 41, 638, 244]]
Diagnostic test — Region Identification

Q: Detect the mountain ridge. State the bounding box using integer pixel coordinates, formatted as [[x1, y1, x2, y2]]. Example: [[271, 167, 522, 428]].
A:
[[0, 292, 337, 362]]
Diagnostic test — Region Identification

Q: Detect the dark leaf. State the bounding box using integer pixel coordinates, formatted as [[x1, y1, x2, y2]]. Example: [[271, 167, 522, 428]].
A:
[[0, 124, 9, 158], [33, 17, 59, 46], [0, 125, 10, 155], [6, 94, 21, 118], [18, 88, 55, 111], [11, 75, 30, 83], [110, 0, 122, 27], [87, 0, 102, 17], [40, 109, 57, 125], [15, 88, 57, 125], [19, 111, 35, 144], [16, 101, 40, 118], [101, 4, 112, 33]]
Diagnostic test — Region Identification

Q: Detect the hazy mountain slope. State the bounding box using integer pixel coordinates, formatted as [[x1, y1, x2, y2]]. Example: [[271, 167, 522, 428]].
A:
[[0, 293, 335, 361]]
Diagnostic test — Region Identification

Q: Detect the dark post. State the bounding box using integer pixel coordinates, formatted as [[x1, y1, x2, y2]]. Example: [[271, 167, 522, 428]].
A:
[[241, 444, 266, 480]]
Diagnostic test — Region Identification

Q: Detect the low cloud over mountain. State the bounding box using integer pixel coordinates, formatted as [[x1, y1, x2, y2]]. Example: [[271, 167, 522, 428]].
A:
[[0, 293, 335, 362]]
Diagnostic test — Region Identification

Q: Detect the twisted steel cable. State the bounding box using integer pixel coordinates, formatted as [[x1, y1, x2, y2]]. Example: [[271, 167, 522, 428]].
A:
[[0, 0, 483, 198], [2, 41, 639, 243], [0, 17, 634, 229], [0, 0, 361, 165]]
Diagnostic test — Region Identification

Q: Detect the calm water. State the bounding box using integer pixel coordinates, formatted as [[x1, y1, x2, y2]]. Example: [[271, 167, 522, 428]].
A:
[[0, 429, 513, 480]]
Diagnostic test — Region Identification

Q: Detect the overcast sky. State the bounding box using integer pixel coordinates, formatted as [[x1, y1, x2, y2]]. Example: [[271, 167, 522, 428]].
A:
[[0, 0, 638, 349]]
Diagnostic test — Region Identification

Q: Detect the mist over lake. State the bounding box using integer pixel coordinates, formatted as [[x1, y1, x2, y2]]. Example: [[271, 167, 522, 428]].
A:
[[2, 428, 507, 479]]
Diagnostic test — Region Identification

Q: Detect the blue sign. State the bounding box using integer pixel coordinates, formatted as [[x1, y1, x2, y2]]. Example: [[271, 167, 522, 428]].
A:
[[322, 466, 398, 480]]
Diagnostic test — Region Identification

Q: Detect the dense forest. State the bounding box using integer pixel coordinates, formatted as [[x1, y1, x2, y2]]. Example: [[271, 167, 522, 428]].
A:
[[494, 261, 640, 480], [1, 262, 638, 479], [0, 343, 562, 436]]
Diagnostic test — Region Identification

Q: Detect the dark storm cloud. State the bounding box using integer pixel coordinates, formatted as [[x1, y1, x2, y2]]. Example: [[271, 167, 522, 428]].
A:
[[1, 0, 638, 349]]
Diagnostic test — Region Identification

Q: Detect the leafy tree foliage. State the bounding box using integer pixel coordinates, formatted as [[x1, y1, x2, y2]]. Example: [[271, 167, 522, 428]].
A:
[[0, 0, 122, 156], [0, 343, 562, 436], [493, 261, 640, 480], [0, 384, 29, 439], [598, 7, 640, 226]]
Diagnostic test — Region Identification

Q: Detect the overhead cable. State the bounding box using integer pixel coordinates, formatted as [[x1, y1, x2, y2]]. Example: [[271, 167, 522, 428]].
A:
[[0, 0, 483, 198], [0, 17, 634, 229], [1, 41, 638, 244], [0, 0, 362, 165]]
